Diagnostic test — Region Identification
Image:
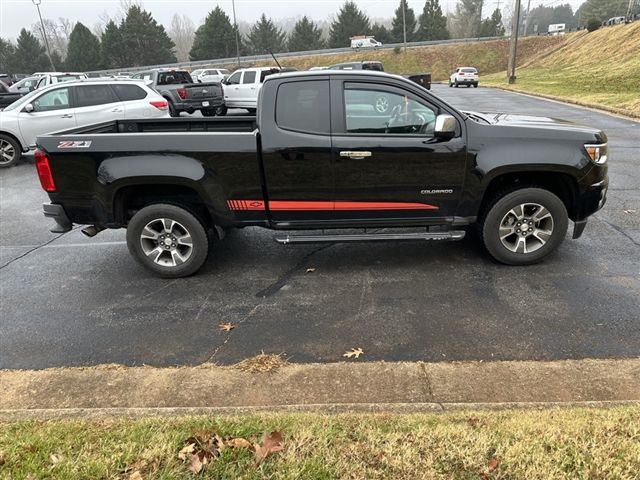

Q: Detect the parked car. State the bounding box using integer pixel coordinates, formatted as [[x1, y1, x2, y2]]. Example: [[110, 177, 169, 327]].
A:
[[223, 67, 292, 114], [0, 74, 13, 86], [131, 69, 224, 117], [329, 61, 384, 71], [449, 67, 479, 88], [0, 81, 24, 109], [11, 74, 29, 82], [191, 68, 230, 83], [350, 36, 382, 49], [34, 72, 88, 89], [8, 76, 41, 93], [0, 79, 169, 168], [36, 70, 608, 277]]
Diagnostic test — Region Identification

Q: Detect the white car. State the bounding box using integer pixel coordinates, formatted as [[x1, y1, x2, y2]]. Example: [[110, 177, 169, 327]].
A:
[[34, 72, 88, 90], [223, 67, 283, 113], [449, 67, 479, 88], [0, 79, 169, 168], [191, 68, 230, 83], [350, 36, 382, 49], [8, 76, 42, 93]]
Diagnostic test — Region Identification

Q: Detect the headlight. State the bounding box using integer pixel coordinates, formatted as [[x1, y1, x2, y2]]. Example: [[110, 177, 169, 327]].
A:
[[584, 143, 608, 164]]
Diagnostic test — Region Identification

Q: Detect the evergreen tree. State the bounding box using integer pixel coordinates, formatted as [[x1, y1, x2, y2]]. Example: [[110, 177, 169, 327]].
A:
[[101, 20, 125, 69], [65, 22, 102, 71], [329, 1, 371, 48], [13, 29, 49, 73], [417, 0, 449, 40], [120, 5, 176, 67], [391, 0, 418, 43], [450, 0, 483, 38], [0, 38, 17, 74], [370, 23, 393, 44], [479, 8, 505, 37], [287, 16, 325, 51], [189, 6, 240, 60], [577, 0, 631, 25], [246, 14, 287, 54]]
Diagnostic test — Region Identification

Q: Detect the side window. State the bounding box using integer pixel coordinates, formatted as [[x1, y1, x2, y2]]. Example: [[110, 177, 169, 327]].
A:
[[227, 71, 241, 84], [75, 85, 118, 107], [276, 80, 329, 135], [343, 85, 437, 135], [112, 84, 147, 101], [242, 71, 256, 84], [32, 87, 71, 112]]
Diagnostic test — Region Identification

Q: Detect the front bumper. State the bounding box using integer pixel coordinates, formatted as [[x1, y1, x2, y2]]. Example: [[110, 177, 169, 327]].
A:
[[43, 203, 72, 233]]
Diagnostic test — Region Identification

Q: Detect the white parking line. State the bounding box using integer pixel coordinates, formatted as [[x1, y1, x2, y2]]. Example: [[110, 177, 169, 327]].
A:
[[1, 241, 127, 249]]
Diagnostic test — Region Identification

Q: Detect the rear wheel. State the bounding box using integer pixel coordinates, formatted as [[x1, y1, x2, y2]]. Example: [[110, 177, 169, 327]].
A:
[[126, 204, 209, 278], [473, 83, 479, 88], [480, 188, 568, 265], [215, 105, 228, 116], [454, 81, 459, 88], [201, 108, 216, 117], [168, 102, 179, 117], [0, 134, 21, 168]]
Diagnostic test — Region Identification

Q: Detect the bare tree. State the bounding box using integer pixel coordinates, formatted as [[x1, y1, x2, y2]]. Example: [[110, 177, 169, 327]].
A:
[[169, 14, 195, 62], [92, 0, 140, 36], [31, 17, 75, 59]]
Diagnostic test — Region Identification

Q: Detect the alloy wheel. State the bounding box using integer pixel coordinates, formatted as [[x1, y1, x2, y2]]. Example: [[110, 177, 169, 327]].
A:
[[0, 140, 16, 166], [139, 218, 194, 267], [499, 203, 554, 254]]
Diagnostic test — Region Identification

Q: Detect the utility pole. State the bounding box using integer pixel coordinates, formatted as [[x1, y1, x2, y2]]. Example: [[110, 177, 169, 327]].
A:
[[478, 0, 484, 36], [522, 0, 532, 36], [31, 0, 56, 71], [507, 0, 521, 84], [402, 0, 407, 53], [626, 0, 636, 22], [231, 0, 241, 68]]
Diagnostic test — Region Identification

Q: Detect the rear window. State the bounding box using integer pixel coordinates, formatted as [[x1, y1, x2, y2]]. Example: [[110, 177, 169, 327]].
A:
[[75, 84, 118, 107], [259, 69, 279, 83], [276, 80, 329, 135], [362, 62, 384, 71], [157, 71, 192, 85], [54, 75, 84, 83], [112, 84, 147, 101], [461, 68, 477, 73]]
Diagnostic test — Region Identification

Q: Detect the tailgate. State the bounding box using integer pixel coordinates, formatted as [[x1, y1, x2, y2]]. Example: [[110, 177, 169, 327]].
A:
[[186, 83, 222, 100]]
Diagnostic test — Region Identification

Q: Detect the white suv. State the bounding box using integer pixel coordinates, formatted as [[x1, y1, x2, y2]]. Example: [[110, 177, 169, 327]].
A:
[[191, 68, 230, 83], [449, 67, 479, 88], [0, 80, 169, 168]]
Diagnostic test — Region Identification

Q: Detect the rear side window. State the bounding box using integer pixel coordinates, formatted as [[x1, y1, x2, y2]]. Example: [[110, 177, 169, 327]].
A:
[[259, 69, 279, 82], [276, 80, 329, 135], [242, 71, 256, 84], [112, 84, 147, 101], [75, 85, 118, 107], [362, 62, 383, 71]]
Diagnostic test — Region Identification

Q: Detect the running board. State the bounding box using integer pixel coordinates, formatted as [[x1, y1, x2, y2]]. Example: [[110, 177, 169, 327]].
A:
[[274, 230, 466, 244]]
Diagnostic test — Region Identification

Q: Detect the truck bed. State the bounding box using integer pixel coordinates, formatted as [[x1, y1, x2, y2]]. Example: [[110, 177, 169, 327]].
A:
[[55, 117, 258, 135]]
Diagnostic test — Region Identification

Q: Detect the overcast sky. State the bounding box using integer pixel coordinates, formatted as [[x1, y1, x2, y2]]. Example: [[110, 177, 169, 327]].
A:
[[1, 0, 587, 40]]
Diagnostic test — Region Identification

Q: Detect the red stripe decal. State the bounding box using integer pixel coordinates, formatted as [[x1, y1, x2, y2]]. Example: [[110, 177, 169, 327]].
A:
[[227, 200, 438, 211]]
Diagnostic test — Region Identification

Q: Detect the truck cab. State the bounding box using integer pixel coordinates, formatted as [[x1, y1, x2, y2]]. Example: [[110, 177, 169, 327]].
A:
[[222, 67, 285, 114]]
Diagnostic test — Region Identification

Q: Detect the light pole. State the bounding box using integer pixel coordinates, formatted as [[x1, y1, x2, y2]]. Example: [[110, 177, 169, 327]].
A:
[[401, 0, 407, 52], [231, 0, 241, 68], [32, 0, 56, 71], [507, 0, 521, 84]]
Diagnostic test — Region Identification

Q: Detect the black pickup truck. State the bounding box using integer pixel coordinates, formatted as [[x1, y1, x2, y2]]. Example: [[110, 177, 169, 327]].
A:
[[36, 71, 608, 277]]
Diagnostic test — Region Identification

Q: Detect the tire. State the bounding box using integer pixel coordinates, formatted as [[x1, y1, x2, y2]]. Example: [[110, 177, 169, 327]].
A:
[[168, 102, 179, 117], [454, 82, 459, 88], [126, 204, 209, 278], [0, 134, 21, 168], [201, 108, 216, 117], [473, 83, 478, 88], [480, 188, 568, 266], [372, 94, 390, 113], [448, 82, 453, 87], [215, 105, 228, 116]]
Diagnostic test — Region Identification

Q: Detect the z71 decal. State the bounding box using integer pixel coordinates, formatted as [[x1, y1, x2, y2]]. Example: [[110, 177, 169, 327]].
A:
[[58, 140, 92, 149]]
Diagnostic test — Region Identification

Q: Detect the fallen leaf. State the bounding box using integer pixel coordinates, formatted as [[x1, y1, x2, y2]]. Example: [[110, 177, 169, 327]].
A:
[[228, 437, 253, 450], [254, 431, 284, 465], [178, 443, 196, 461], [343, 347, 364, 359], [50, 454, 61, 464], [187, 453, 205, 474], [218, 321, 235, 332], [623, 209, 637, 214], [306, 267, 316, 273], [488, 456, 500, 472], [129, 472, 143, 480], [466, 417, 479, 427]]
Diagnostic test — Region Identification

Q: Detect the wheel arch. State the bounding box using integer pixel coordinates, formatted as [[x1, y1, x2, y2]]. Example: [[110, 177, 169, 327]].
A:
[[0, 130, 26, 152]]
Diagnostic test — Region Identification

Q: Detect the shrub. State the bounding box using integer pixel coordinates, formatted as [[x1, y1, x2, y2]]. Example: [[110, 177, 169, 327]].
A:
[[586, 18, 601, 32], [393, 46, 402, 54]]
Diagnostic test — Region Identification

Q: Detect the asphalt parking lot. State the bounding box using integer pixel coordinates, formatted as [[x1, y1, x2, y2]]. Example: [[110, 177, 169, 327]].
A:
[[1, 85, 638, 370]]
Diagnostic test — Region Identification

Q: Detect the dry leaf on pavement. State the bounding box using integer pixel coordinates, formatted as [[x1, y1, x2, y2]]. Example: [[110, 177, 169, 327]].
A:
[[306, 267, 316, 273], [254, 431, 284, 465], [218, 321, 235, 332], [343, 347, 364, 359]]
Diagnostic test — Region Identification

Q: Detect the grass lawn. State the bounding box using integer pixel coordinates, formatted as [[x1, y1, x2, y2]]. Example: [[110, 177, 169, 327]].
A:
[[1, 407, 639, 479]]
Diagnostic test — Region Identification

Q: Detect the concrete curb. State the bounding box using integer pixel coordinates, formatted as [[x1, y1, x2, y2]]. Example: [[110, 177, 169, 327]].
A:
[[1, 358, 639, 419]]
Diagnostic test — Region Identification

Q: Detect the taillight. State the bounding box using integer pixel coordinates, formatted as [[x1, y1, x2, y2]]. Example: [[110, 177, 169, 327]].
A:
[[177, 88, 187, 100], [150, 100, 168, 110], [35, 149, 56, 192]]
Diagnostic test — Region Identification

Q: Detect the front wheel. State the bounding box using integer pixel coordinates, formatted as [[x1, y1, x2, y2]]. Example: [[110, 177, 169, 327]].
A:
[[126, 204, 210, 278], [481, 188, 568, 265], [0, 134, 21, 168], [168, 102, 180, 117], [201, 108, 216, 117], [473, 83, 479, 88]]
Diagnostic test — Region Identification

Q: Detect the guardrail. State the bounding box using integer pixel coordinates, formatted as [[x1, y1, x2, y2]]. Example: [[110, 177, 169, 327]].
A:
[[89, 36, 503, 76]]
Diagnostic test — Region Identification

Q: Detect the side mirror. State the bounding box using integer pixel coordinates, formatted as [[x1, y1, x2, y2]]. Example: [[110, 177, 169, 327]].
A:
[[434, 114, 456, 139], [24, 103, 34, 113]]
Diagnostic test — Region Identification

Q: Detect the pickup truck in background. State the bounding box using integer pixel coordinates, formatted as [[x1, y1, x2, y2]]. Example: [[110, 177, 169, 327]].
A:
[[131, 69, 224, 117], [36, 71, 608, 277], [222, 67, 293, 114]]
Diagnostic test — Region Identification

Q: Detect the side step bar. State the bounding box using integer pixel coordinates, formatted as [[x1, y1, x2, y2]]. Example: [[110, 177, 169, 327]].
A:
[[274, 230, 466, 244]]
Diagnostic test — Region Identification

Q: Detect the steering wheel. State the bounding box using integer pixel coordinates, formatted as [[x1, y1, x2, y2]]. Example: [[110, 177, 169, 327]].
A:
[[387, 108, 431, 134]]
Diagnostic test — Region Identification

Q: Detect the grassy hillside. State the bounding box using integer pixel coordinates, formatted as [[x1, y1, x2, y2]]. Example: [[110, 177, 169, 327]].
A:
[[226, 36, 565, 81], [483, 23, 640, 116]]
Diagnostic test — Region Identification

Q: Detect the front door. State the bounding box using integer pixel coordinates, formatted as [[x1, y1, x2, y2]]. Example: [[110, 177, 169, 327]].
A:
[[17, 86, 76, 148], [330, 79, 467, 224], [237, 70, 257, 107], [223, 70, 242, 107]]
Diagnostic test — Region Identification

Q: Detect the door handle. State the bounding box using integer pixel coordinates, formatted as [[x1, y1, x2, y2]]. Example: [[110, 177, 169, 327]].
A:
[[60, 114, 73, 118], [340, 151, 372, 159], [111, 108, 123, 112]]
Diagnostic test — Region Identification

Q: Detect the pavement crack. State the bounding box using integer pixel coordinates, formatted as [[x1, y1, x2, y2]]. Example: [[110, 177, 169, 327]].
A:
[[595, 215, 640, 247], [0, 227, 78, 270], [255, 243, 334, 297], [419, 362, 444, 411]]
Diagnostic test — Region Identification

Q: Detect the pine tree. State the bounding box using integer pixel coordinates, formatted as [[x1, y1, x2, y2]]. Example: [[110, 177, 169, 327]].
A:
[[391, 0, 418, 43], [370, 23, 393, 44], [0, 38, 17, 74], [101, 21, 125, 69], [417, 0, 449, 40], [65, 22, 102, 71], [13, 29, 49, 73], [119, 5, 176, 67], [577, 0, 630, 24], [329, 1, 371, 48], [479, 8, 505, 37], [189, 6, 240, 60], [246, 14, 287, 54], [287, 16, 325, 51]]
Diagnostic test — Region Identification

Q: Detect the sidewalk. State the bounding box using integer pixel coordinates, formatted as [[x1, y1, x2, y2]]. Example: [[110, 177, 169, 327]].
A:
[[1, 358, 639, 419]]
